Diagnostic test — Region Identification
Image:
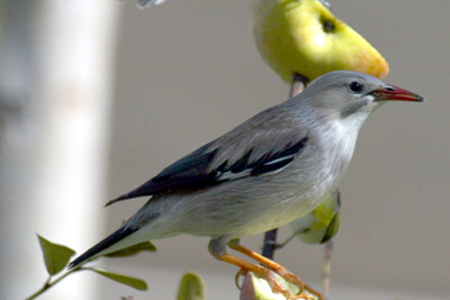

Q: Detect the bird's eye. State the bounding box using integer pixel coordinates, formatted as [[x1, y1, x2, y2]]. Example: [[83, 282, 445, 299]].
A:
[[348, 81, 364, 94]]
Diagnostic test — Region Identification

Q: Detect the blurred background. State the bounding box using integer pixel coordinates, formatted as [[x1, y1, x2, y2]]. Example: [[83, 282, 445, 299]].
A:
[[1, 0, 449, 299]]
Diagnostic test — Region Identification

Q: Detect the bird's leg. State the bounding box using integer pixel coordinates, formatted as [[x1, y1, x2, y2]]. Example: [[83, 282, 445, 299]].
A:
[[228, 239, 323, 300], [209, 239, 293, 298], [216, 253, 289, 294]]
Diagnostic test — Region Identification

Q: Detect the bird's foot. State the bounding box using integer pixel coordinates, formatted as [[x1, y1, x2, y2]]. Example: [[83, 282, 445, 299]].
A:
[[228, 241, 323, 299]]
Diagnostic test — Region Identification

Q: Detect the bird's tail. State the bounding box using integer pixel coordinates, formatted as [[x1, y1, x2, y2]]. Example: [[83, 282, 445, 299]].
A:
[[68, 225, 138, 269]]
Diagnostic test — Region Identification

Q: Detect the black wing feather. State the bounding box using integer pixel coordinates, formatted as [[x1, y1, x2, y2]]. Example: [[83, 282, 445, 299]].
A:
[[107, 144, 218, 205], [107, 136, 308, 206], [250, 137, 308, 176]]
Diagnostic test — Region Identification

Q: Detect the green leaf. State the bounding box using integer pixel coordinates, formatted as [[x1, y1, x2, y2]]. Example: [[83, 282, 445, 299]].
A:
[[177, 272, 205, 300], [88, 267, 148, 290], [37, 234, 76, 276], [103, 241, 157, 257]]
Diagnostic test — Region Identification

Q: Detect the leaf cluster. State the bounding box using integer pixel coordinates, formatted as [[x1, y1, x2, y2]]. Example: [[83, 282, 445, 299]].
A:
[[26, 235, 156, 299]]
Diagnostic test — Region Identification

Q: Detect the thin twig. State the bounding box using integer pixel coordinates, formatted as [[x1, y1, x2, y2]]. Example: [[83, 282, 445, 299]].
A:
[[261, 73, 309, 260], [25, 268, 82, 300], [289, 73, 309, 98], [322, 241, 334, 300]]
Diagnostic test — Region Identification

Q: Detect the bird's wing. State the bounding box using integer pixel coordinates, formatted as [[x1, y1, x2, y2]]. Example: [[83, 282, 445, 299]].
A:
[[106, 125, 309, 206]]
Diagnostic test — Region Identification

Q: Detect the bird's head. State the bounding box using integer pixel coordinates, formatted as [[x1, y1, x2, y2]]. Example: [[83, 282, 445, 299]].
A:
[[300, 71, 424, 128]]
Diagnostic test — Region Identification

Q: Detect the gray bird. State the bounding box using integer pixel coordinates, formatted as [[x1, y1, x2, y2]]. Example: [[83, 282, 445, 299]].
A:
[[69, 71, 423, 298]]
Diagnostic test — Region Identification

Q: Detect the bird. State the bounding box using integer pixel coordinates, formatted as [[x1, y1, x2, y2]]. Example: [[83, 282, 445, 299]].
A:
[[69, 71, 423, 299], [251, 0, 390, 83]]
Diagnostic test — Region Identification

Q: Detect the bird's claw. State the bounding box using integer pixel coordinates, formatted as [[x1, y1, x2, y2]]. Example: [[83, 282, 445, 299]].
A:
[[235, 268, 247, 290]]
